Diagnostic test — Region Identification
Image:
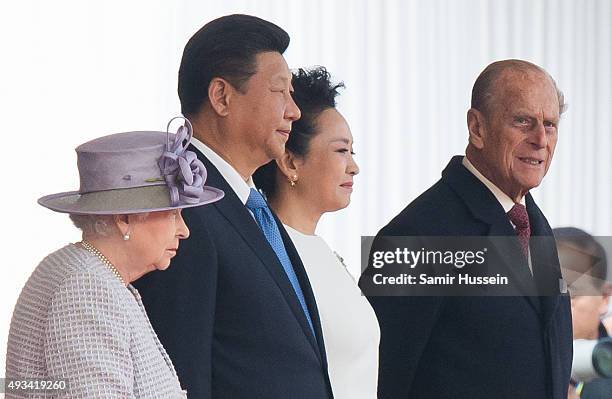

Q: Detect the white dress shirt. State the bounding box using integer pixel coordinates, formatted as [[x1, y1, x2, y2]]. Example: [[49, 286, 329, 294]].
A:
[[191, 137, 255, 205], [462, 156, 532, 272], [462, 157, 525, 212]]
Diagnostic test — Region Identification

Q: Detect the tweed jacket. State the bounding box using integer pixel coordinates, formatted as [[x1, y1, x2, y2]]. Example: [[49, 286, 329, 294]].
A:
[[5, 243, 186, 398]]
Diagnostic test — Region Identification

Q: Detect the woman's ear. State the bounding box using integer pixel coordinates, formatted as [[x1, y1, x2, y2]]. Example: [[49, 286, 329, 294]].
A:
[[114, 214, 131, 239], [275, 151, 300, 181]]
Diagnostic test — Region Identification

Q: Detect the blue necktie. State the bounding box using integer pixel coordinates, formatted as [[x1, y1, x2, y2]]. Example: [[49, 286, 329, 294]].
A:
[[246, 188, 315, 335]]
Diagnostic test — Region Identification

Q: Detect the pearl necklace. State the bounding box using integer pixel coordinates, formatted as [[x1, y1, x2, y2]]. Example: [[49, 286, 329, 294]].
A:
[[80, 240, 126, 285]]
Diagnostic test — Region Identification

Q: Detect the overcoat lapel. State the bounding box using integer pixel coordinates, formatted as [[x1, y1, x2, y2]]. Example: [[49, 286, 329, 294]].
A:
[[526, 194, 561, 326], [442, 156, 541, 314]]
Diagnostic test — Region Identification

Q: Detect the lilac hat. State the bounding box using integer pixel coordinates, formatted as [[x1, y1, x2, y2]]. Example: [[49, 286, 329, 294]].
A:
[[38, 117, 224, 214]]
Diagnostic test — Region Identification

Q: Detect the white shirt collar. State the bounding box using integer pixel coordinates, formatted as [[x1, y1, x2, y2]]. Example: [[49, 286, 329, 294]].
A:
[[462, 156, 532, 272], [462, 156, 524, 213], [191, 137, 254, 205]]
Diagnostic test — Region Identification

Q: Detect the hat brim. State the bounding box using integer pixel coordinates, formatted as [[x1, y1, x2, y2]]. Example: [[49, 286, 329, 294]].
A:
[[38, 185, 224, 215]]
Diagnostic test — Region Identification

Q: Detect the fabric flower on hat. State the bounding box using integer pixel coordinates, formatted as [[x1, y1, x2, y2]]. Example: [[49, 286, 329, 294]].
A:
[[158, 125, 208, 206]]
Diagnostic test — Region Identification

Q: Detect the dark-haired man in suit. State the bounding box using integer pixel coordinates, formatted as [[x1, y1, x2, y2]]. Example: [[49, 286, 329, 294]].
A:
[[134, 14, 333, 399], [363, 60, 573, 399]]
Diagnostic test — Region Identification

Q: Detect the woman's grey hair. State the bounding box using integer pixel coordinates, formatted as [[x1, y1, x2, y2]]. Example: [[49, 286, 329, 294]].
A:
[[69, 213, 149, 237]]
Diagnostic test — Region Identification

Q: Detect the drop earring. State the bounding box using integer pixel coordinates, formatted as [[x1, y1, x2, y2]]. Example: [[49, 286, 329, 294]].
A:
[[288, 174, 298, 187], [123, 227, 130, 241]]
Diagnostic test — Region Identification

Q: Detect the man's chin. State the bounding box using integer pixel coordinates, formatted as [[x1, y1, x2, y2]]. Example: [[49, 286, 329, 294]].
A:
[[514, 178, 544, 195], [265, 145, 286, 162]]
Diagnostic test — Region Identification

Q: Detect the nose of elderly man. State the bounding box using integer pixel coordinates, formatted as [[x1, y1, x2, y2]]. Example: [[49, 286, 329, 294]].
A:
[[528, 122, 549, 149]]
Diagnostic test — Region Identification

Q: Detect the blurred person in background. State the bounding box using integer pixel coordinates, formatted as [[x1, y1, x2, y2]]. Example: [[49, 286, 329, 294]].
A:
[[254, 66, 380, 399], [555, 227, 612, 399], [5, 121, 223, 398]]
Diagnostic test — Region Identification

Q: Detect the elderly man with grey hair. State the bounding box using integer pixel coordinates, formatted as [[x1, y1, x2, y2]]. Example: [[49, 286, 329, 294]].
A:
[[362, 60, 573, 399]]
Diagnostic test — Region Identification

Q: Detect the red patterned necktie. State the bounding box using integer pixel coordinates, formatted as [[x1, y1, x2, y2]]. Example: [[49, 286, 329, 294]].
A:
[[507, 204, 531, 259]]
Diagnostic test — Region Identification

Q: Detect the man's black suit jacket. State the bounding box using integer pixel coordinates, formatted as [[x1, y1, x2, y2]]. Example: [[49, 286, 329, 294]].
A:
[[134, 146, 333, 399], [361, 156, 573, 399]]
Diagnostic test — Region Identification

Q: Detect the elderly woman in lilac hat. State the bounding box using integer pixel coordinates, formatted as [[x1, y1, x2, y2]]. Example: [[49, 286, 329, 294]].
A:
[[5, 119, 223, 398]]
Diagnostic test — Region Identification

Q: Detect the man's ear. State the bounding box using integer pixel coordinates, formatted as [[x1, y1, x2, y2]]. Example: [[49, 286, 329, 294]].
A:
[[208, 78, 233, 117], [276, 151, 300, 181], [467, 108, 487, 150]]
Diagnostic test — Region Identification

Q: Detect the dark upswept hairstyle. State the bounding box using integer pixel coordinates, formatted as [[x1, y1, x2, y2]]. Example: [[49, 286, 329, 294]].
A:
[[178, 14, 290, 117], [471, 59, 567, 118], [554, 227, 608, 288], [253, 66, 345, 199]]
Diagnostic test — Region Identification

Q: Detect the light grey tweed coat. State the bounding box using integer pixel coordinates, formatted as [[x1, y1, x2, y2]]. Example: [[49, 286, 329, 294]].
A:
[[5, 243, 187, 398]]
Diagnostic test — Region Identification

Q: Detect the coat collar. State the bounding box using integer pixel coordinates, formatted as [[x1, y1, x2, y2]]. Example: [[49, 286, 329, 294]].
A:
[[442, 156, 560, 321]]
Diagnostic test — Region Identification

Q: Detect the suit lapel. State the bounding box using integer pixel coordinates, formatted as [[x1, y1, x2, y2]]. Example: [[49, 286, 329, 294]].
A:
[[442, 156, 541, 314], [526, 195, 568, 398], [526, 194, 561, 326], [191, 145, 323, 361], [276, 216, 328, 367], [486, 221, 541, 302]]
